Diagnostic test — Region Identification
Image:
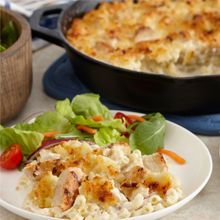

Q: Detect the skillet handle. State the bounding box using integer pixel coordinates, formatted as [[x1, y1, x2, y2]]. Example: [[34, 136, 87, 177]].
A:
[[30, 4, 67, 47]]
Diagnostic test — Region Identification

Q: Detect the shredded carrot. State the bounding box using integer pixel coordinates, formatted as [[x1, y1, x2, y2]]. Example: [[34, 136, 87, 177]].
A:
[[91, 115, 104, 122], [158, 149, 186, 165], [127, 115, 145, 122], [76, 125, 97, 134], [43, 131, 60, 138]]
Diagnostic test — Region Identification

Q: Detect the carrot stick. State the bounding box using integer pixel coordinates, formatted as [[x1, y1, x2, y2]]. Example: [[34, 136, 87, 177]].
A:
[[127, 115, 145, 122], [91, 115, 104, 122], [158, 149, 186, 165], [44, 131, 60, 138], [76, 125, 97, 134]]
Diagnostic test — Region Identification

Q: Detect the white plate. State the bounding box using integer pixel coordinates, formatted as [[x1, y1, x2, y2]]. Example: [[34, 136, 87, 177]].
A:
[[0, 110, 213, 220]]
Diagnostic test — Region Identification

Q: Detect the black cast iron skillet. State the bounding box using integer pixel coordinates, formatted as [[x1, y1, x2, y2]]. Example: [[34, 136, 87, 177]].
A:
[[30, 0, 220, 115]]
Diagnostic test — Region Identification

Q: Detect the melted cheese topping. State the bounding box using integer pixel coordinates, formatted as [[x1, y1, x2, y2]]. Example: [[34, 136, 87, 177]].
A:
[[21, 140, 182, 219], [67, 0, 220, 76]]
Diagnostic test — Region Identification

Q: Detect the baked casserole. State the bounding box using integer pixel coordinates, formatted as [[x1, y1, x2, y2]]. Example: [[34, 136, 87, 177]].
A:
[[66, 0, 220, 77], [19, 140, 182, 219]]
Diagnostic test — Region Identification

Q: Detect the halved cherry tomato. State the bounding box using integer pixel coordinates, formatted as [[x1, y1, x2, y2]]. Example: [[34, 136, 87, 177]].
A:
[[0, 144, 23, 170], [122, 132, 130, 138], [114, 112, 132, 126]]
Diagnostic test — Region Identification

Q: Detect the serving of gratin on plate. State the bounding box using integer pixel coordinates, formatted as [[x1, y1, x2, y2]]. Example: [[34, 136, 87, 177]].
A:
[[67, 0, 220, 77], [0, 94, 212, 220], [19, 141, 182, 219]]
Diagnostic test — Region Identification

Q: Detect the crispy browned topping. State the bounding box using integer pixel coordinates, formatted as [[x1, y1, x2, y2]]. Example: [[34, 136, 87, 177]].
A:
[[143, 173, 172, 196], [81, 176, 117, 207], [29, 172, 57, 208], [30, 143, 119, 178], [67, 0, 220, 76], [120, 166, 147, 198], [120, 165, 173, 198], [23, 141, 181, 215]]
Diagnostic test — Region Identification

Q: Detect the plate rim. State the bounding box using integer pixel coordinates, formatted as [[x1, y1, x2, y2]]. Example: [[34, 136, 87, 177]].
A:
[[0, 110, 213, 220]]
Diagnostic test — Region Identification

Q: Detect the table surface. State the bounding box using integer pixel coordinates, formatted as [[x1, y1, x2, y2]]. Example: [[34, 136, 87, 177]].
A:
[[1, 45, 220, 220]]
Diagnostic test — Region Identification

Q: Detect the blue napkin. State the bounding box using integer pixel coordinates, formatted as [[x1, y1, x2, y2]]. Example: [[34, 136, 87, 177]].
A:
[[43, 54, 220, 136]]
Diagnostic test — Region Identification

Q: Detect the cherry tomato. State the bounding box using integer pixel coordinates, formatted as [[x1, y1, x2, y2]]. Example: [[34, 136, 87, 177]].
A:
[[0, 144, 23, 170], [122, 132, 130, 138], [114, 112, 127, 120], [114, 112, 132, 126]]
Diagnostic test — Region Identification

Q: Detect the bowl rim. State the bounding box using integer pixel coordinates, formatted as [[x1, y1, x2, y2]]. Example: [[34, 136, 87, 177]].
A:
[[0, 7, 31, 58]]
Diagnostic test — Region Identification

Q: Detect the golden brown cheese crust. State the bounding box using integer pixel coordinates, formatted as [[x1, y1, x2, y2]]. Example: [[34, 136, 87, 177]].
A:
[[22, 141, 182, 215], [29, 172, 57, 208], [66, 0, 220, 76], [81, 176, 118, 207], [120, 165, 172, 199], [25, 143, 119, 180]]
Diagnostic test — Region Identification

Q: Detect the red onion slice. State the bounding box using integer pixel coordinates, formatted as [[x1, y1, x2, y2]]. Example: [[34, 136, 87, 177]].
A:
[[25, 138, 74, 164]]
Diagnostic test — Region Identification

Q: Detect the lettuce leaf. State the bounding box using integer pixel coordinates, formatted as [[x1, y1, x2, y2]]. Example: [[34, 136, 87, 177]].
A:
[[56, 98, 75, 120], [71, 115, 126, 132], [0, 128, 44, 156], [94, 127, 128, 146], [0, 44, 6, 52], [1, 21, 18, 50], [0, 125, 4, 131], [15, 112, 71, 133], [71, 94, 112, 119], [55, 126, 93, 141], [129, 113, 166, 154]]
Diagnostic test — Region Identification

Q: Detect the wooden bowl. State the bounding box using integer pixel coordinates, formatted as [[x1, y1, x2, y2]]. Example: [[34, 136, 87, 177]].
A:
[[0, 7, 32, 123]]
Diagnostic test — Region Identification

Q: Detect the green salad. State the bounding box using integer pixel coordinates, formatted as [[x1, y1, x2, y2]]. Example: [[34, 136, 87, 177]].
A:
[[0, 20, 18, 52], [0, 93, 166, 169]]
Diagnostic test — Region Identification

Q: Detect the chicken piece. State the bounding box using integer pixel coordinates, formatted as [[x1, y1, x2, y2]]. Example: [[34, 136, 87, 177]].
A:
[[143, 153, 168, 172], [95, 41, 114, 52], [52, 167, 85, 211], [134, 26, 161, 43]]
